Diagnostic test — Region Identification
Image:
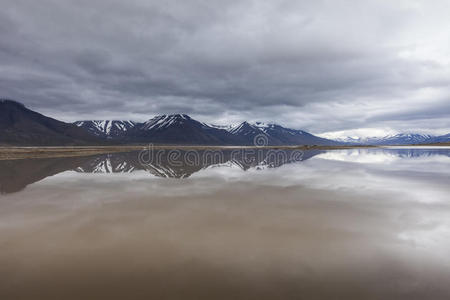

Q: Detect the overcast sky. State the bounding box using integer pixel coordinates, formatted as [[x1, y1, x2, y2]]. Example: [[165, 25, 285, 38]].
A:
[[1, 0, 449, 137]]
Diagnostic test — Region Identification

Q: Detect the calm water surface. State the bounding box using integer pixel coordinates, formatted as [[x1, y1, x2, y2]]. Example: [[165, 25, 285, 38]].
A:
[[0, 147, 449, 299]]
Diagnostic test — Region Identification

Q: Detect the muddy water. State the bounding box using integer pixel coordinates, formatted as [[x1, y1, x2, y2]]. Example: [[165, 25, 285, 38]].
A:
[[0, 147, 449, 299]]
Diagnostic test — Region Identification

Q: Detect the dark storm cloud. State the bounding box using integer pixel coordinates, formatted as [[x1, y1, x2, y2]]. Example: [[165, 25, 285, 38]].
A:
[[1, 0, 449, 136]]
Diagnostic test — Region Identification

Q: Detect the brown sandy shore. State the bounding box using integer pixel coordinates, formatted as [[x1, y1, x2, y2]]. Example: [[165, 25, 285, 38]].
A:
[[0, 145, 381, 160]]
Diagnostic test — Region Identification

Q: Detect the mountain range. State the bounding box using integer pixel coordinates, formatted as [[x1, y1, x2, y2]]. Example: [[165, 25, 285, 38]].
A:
[[336, 133, 450, 145], [1, 99, 448, 146], [0, 100, 340, 146], [75, 115, 338, 146]]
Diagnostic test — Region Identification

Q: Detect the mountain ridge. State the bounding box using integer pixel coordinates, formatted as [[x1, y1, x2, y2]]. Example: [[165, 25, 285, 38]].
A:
[[336, 133, 450, 145], [2, 100, 448, 146], [74, 120, 137, 139], [75, 114, 339, 146]]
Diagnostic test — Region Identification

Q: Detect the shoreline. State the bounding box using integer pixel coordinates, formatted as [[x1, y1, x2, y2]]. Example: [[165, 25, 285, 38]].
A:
[[0, 143, 448, 160], [0, 145, 378, 161]]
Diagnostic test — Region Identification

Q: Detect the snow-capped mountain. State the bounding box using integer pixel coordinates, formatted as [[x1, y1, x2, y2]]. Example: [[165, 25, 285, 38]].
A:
[[207, 124, 234, 130], [337, 133, 448, 145], [140, 114, 198, 131], [71, 114, 339, 146], [227, 122, 266, 144], [224, 121, 339, 146], [3, 99, 447, 147], [379, 133, 434, 145], [255, 122, 337, 146], [229, 122, 259, 135], [127, 114, 240, 145], [74, 120, 137, 138]]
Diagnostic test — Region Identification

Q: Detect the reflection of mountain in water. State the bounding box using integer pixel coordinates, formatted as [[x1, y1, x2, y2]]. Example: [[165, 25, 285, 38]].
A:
[[0, 149, 320, 194], [1, 148, 449, 194], [75, 149, 320, 178], [75, 155, 137, 173], [0, 156, 97, 194]]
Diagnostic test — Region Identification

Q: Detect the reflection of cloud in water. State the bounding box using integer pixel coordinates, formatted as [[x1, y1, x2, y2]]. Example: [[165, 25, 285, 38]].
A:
[[316, 149, 401, 163], [398, 224, 450, 252], [316, 148, 450, 164]]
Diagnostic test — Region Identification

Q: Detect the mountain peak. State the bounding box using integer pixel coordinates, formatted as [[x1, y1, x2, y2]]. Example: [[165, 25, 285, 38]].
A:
[[0, 99, 26, 108], [141, 114, 193, 131], [157, 113, 191, 119], [229, 121, 263, 135]]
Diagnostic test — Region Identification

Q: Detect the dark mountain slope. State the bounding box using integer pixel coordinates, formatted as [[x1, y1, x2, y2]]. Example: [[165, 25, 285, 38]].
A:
[[0, 100, 104, 146], [252, 122, 339, 146], [228, 122, 280, 145], [430, 133, 450, 144], [226, 122, 340, 146]]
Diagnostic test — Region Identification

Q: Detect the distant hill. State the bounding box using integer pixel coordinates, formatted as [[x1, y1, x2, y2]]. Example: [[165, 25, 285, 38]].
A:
[[337, 133, 450, 145], [0, 99, 104, 146], [430, 133, 450, 144]]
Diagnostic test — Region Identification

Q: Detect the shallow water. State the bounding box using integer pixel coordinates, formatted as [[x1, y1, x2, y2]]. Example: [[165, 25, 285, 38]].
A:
[[1, 147, 449, 299]]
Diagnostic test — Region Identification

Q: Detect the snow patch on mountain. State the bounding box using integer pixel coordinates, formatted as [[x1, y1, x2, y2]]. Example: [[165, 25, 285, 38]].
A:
[[74, 120, 136, 137], [141, 114, 191, 131], [228, 122, 261, 135], [336, 133, 437, 145]]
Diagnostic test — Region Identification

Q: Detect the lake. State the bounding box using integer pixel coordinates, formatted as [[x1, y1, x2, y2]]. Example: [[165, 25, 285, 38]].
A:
[[1, 146, 449, 299]]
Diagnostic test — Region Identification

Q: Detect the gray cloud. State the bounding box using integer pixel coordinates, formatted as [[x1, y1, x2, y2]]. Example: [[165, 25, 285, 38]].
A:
[[1, 0, 449, 136]]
